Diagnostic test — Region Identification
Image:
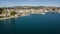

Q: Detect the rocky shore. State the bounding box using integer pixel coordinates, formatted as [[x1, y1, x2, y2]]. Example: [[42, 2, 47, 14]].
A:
[[0, 6, 60, 20]]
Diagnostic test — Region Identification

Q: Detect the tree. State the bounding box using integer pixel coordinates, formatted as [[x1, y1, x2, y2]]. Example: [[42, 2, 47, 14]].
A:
[[52, 8, 55, 11], [0, 16, 4, 18], [0, 8, 5, 14], [10, 11, 17, 16]]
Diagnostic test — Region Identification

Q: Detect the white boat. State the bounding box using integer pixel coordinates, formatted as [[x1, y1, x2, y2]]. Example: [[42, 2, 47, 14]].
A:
[[41, 13, 45, 14]]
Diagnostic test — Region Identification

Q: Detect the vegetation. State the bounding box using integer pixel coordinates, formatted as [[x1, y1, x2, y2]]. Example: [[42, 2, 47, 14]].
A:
[[10, 11, 17, 15], [52, 8, 55, 11], [0, 16, 4, 18], [0, 8, 5, 14]]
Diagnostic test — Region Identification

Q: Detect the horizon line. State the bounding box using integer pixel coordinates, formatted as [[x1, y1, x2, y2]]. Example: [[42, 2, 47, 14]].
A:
[[0, 5, 60, 8]]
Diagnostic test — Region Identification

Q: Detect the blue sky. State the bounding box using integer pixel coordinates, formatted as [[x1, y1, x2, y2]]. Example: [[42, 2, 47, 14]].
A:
[[0, 0, 60, 7]]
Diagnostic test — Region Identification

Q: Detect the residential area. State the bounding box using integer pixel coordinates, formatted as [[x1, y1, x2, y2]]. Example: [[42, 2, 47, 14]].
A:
[[0, 6, 60, 20]]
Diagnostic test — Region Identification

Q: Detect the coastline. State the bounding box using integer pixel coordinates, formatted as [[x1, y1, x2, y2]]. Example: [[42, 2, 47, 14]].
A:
[[0, 11, 60, 20], [0, 13, 45, 20], [0, 16, 19, 20], [0, 6, 60, 20]]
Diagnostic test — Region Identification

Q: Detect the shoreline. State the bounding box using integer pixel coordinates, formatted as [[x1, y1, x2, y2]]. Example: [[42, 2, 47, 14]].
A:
[[0, 12, 60, 20], [0, 6, 60, 20], [0, 14, 30, 20], [0, 16, 19, 20], [0, 13, 45, 20]]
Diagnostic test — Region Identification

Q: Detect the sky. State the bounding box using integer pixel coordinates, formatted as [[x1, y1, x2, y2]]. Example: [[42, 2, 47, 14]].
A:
[[0, 0, 60, 7]]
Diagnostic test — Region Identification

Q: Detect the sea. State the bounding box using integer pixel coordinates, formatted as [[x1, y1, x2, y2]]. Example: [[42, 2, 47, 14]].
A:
[[0, 12, 60, 34]]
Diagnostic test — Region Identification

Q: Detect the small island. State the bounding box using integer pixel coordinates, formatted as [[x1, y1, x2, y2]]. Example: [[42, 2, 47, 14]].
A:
[[0, 6, 60, 20]]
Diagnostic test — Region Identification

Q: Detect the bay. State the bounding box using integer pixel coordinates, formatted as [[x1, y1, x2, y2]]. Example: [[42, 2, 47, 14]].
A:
[[0, 12, 60, 34]]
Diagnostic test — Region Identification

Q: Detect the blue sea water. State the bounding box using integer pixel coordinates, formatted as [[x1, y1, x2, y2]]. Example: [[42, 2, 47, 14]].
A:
[[0, 12, 60, 34]]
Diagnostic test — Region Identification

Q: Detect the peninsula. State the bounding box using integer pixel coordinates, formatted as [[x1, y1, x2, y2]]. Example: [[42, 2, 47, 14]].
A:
[[0, 6, 60, 20]]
